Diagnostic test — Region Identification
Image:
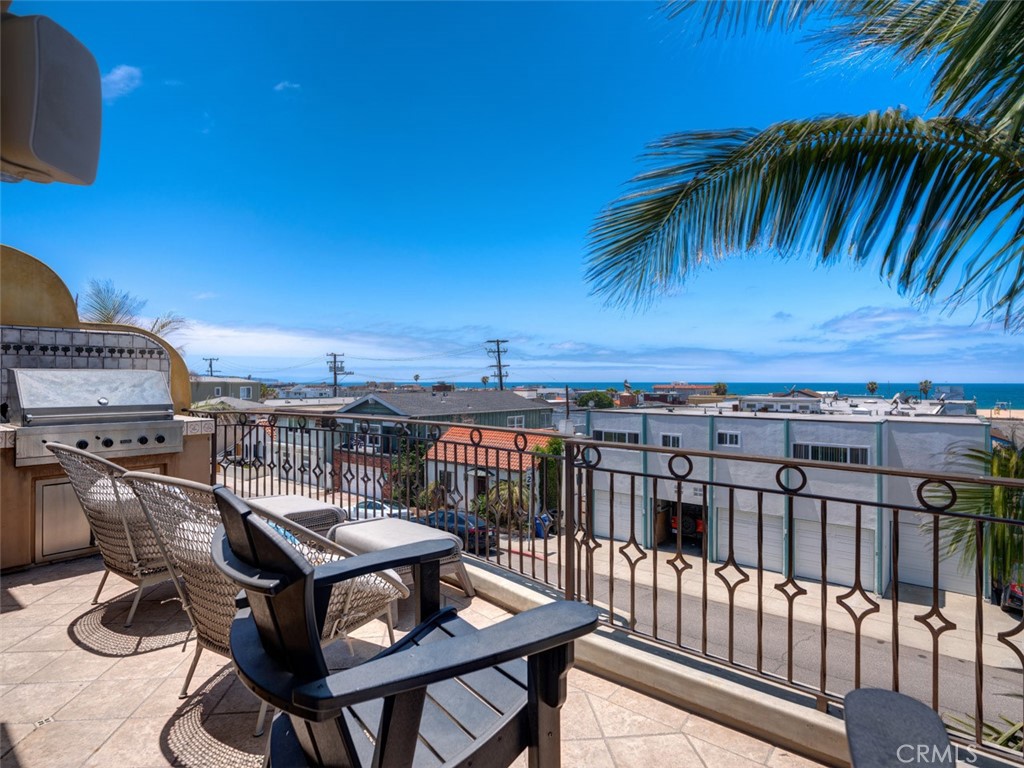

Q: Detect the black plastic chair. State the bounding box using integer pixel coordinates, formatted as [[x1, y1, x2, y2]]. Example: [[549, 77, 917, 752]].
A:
[[211, 486, 600, 768], [844, 688, 955, 768]]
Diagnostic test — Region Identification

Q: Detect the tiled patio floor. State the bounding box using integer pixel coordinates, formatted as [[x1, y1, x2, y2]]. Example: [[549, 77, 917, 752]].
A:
[[1, 556, 823, 768]]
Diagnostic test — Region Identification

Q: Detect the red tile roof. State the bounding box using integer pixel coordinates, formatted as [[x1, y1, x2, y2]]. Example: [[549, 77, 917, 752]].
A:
[[425, 426, 553, 472]]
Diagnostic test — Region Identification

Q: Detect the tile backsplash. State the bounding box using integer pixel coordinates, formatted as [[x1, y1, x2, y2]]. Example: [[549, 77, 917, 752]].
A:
[[1, 324, 171, 417]]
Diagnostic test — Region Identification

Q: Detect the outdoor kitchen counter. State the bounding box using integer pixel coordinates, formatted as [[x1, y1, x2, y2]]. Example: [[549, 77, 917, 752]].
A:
[[0, 416, 214, 572]]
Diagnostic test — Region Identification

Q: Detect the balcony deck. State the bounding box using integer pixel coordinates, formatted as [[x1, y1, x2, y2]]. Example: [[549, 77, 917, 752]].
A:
[[1, 556, 823, 768]]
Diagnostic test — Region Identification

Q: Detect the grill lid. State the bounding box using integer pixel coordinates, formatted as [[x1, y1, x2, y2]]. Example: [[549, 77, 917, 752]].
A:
[[6, 368, 175, 426]]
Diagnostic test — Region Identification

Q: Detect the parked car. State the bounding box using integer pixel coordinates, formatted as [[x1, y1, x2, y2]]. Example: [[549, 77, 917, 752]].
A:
[[344, 499, 410, 521], [420, 510, 497, 553], [1000, 583, 1023, 613]]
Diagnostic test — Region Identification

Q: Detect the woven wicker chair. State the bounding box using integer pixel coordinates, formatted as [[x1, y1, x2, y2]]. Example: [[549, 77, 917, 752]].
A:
[[45, 443, 179, 627], [121, 472, 409, 710]]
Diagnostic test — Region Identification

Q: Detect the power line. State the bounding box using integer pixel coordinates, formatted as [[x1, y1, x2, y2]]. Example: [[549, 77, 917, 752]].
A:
[[485, 339, 508, 391], [202, 357, 219, 376]]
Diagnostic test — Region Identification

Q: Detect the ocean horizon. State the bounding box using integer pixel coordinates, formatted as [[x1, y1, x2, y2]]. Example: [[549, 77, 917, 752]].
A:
[[304, 381, 1024, 410]]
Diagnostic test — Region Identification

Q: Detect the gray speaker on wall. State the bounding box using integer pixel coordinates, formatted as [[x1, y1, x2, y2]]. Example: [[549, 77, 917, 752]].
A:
[[1, 13, 101, 185]]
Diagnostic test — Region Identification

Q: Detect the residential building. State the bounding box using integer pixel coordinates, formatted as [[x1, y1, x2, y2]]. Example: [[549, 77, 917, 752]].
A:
[[585, 403, 990, 596], [189, 375, 259, 403], [423, 426, 555, 507], [646, 382, 717, 405]]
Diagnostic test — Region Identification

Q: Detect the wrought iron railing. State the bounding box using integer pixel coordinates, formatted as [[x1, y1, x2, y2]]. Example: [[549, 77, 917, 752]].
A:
[[191, 408, 1024, 762]]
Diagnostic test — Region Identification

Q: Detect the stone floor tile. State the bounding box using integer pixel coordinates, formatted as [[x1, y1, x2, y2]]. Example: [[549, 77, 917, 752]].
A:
[[560, 737, 618, 768], [22, 650, 118, 683], [33, 585, 105, 605], [0, 600, 79, 627], [605, 732, 705, 767], [1, 721, 37, 758], [604, 685, 691, 730], [568, 669, 621, 699], [2, 583, 63, 606], [1, 650, 64, 684], [0, 681, 90, 724], [208, 676, 263, 715], [165, 711, 264, 768], [0, 622, 43, 651], [561, 690, 604, 740], [687, 735, 772, 768], [7, 622, 80, 652], [96, 644, 192, 681], [131, 676, 194, 719], [767, 747, 828, 767], [587, 692, 681, 739], [81, 716, 175, 767], [55, 677, 160, 720], [7, 717, 120, 768], [683, 714, 775, 763]]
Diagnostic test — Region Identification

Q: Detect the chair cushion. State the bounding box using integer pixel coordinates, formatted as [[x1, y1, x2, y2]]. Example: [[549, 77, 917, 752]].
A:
[[331, 518, 464, 555]]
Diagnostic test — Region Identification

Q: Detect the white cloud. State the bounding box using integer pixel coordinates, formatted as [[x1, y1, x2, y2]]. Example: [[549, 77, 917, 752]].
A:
[[273, 81, 301, 92], [192, 292, 218, 301], [101, 65, 143, 101]]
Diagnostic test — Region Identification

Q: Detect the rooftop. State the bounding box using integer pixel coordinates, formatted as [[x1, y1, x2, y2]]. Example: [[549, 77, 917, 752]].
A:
[[340, 390, 554, 418], [1, 555, 822, 768]]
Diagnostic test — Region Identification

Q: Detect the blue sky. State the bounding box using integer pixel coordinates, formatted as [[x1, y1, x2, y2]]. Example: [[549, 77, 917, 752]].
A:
[[5, 1, 1022, 385]]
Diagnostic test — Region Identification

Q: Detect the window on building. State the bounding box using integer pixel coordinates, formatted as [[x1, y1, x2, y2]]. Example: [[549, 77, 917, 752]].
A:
[[716, 431, 740, 447], [538, 412, 553, 428], [213, 386, 222, 396], [507, 415, 525, 428], [239, 386, 253, 399], [792, 443, 869, 465], [593, 430, 640, 444], [662, 434, 681, 449], [441, 470, 455, 491]]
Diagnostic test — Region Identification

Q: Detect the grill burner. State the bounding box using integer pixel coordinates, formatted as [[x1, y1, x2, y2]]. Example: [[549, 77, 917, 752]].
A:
[[6, 369, 184, 466]]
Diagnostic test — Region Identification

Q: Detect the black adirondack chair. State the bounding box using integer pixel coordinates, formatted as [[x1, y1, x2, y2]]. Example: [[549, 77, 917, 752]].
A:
[[211, 487, 600, 768], [844, 688, 955, 768]]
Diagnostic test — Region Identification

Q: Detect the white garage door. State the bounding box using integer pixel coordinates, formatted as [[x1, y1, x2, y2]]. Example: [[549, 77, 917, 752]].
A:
[[589, 489, 643, 542], [895, 517, 977, 596], [716, 508, 783, 574], [793, 519, 875, 591]]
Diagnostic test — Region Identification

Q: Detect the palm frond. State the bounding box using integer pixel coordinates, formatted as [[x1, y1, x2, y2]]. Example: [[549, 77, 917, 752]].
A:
[[932, 0, 1024, 139], [586, 110, 1024, 330], [664, 0, 825, 36], [812, 0, 978, 73], [79, 279, 147, 325]]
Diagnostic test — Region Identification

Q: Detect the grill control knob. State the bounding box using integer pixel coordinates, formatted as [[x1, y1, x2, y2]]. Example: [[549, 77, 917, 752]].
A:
[[138, 436, 149, 445], [155, 434, 166, 444], [102, 438, 114, 448], [76, 440, 89, 450]]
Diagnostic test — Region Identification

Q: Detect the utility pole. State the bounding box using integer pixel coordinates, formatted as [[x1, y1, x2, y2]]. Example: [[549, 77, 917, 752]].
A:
[[485, 339, 508, 391], [202, 357, 219, 376], [326, 352, 351, 397]]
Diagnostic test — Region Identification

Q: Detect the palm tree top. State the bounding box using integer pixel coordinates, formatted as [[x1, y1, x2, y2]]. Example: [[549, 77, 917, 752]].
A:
[[587, 1, 1024, 331]]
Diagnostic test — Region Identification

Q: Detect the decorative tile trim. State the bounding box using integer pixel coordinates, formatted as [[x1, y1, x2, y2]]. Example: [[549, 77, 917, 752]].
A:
[[0, 426, 14, 449]]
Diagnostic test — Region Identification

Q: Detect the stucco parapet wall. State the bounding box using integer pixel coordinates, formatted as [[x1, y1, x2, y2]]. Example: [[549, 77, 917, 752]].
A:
[[0, 424, 14, 449], [464, 560, 851, 767], [178, 415, 215, 435]]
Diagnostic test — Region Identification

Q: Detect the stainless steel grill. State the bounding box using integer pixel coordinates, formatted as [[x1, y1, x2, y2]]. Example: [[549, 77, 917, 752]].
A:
[[6, 368, 184, 465]]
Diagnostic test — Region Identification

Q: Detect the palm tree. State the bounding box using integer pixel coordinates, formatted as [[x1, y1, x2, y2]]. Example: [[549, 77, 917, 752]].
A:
[[938, 445, 1024, 599], [712, 382, 728, 396], [586, 1, 1024, 331], [481, 375, 490, 388], [919, 379, 933, 398], [866, 381, 879, 395], [79, 279, 187, 337]]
